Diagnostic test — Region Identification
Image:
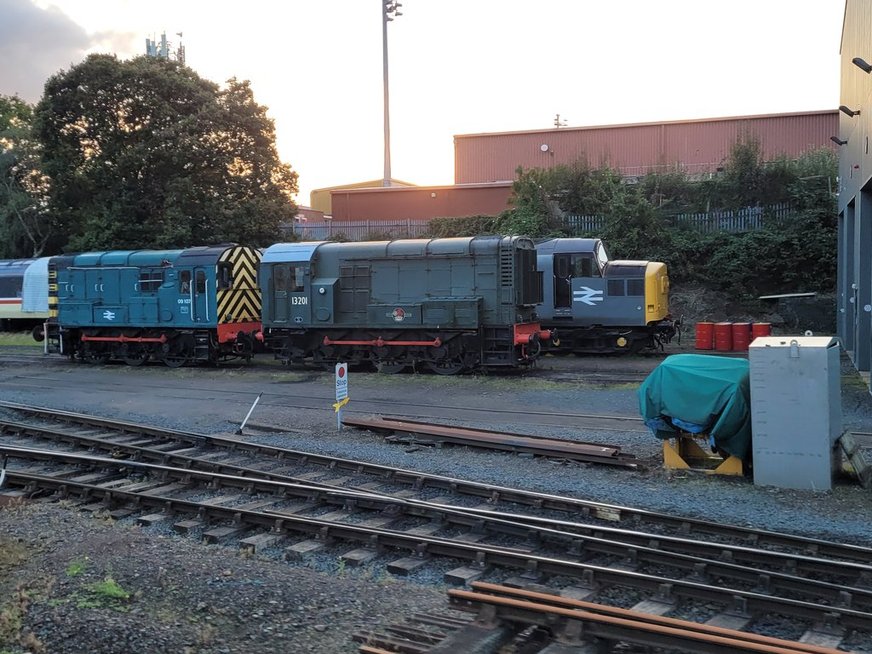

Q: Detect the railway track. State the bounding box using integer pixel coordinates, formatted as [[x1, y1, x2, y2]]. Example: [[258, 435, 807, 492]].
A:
[[0, 348, 653, 385], [1, 403, 870, 652]]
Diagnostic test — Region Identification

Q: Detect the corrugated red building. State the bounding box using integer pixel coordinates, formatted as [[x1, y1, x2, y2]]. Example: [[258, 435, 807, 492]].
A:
[[312, 110, 837, 224], [329, 182, 513, 221], [454, 110, 838, 184]]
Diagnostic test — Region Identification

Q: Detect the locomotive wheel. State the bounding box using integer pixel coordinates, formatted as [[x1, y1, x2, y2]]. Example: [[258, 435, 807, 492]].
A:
[[425, 358, 465, 375], [119, 341, 148, 366], [163, 335, 194, 368], [123, 353, 148, 366], [83, 351, 110, 364], [375, 359, 407, 374], [163, 353, 187, 368]]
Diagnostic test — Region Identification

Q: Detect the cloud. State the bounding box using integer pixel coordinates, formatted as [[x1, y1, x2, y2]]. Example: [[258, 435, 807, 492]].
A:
[[0, 0, 92, 102]]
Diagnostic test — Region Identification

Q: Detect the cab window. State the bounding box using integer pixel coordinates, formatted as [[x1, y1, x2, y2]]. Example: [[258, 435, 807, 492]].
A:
[[179, 270, 191, 294], [218, 263, 233, 290], [289, 265, 305, 292], [195, 270, 206, 293]]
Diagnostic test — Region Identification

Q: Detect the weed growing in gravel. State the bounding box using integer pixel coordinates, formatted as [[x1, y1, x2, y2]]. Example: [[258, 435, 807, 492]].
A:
[[197, 623, 217, 646], [65, 558, 88, 577], [376, 569, 396, 585], [335, 558, 346, 577], [0, 539, 29, 570], [75, 576, 132, 611], [0, 581, 46, 651]]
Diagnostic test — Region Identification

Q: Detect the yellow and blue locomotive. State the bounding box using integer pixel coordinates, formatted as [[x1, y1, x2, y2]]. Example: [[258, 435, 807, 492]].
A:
[[45, 245, 262, 366], [536, 238, 679, 354], [260, 236, 550, 374]]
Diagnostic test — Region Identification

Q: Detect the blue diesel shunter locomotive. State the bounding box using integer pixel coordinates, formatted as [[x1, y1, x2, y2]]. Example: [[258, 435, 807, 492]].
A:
[[536, 238, 679, 354], [261, 236, 550, 374], [46, 244, 262, 366]]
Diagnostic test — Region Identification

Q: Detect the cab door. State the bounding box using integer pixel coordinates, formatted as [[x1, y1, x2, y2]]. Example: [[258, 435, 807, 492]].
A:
[[191, 268, 210, 323], [272, 263, 310, 324]]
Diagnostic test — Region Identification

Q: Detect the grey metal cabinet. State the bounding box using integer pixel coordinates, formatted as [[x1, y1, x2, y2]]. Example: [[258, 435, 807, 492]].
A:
[[749, 336, 842, 491]]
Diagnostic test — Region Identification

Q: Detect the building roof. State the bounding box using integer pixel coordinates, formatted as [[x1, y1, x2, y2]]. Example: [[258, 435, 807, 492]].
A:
[[454, 109, 838, 140]]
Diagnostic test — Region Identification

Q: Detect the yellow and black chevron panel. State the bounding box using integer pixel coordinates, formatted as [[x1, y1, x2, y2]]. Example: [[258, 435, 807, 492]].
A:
[[217, 246, 262, 324], [48, 263, 58, 318]]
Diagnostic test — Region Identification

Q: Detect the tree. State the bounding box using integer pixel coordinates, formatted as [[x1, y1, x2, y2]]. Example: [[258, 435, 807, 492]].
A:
[[33, 54, 298, 251], [0, 95, 53, 257]]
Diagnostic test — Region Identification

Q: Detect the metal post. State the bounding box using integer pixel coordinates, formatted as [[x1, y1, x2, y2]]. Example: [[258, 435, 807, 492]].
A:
[[382, 1, 391, 187], [237, 392, 263, 435], [382, 1, 402, 186]]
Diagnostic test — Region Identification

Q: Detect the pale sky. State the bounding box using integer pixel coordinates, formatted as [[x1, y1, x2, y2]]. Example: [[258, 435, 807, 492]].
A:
[[1, 0, 844, 205]]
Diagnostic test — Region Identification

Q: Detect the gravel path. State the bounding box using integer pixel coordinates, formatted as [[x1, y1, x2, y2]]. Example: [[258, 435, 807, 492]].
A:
[[1, 349, 871, 653]]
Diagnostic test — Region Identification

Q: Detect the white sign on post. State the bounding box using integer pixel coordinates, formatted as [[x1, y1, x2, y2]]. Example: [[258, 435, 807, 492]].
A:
[[333, 362, 349, 429]]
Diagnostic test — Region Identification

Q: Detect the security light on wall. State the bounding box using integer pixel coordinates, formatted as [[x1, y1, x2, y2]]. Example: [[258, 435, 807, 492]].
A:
[[852, 57, 872, 73], [840, 105, 861, 117], [831, 136, 848, 146]]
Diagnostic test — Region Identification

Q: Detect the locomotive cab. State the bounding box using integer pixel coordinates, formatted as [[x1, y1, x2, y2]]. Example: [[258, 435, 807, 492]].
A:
[[536, 238, 678, 354]]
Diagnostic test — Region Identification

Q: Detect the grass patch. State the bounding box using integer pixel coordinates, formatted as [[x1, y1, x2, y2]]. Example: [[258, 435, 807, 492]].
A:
[[0, 332, 40, 347], [75, 576, 132, 611], [65, 558, 88, 577]]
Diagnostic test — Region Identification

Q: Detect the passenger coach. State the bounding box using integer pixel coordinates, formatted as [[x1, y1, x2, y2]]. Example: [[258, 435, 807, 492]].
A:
[[0, 258, 51, 336]]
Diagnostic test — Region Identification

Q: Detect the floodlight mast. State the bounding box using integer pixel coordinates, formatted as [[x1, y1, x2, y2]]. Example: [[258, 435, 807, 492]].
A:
[[382, 1, 402, 187]]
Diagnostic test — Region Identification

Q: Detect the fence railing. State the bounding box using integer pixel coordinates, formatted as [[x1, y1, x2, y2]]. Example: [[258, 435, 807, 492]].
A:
[[563, 203, 794, 235], [289, 203, 795, 242], [291, 219, 431, 241]]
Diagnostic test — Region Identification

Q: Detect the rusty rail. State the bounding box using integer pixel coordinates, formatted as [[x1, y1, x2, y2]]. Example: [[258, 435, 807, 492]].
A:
[[448, 583, 845, 654], [342, 416, 638, 469]]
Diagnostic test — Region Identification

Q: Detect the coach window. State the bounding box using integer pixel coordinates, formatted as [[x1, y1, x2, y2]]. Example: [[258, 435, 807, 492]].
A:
[[195, 270, 206, 293], [218, 262, 233, 290], [179, 270, 191, 294]]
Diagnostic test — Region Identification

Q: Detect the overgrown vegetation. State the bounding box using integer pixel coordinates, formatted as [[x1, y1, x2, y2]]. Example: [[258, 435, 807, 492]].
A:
[[428, 139, 838, 300]]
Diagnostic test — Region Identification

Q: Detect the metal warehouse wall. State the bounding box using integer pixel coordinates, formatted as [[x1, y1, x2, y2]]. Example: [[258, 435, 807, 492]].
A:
[[454, 112, 838, 184], [310, 178, 416, 215], [329, 183, 513, 221], [837, 0, 872, 379]]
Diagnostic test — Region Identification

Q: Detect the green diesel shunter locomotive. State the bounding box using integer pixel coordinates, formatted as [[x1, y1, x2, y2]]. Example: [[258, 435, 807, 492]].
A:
[[260, 236, 550, 374]]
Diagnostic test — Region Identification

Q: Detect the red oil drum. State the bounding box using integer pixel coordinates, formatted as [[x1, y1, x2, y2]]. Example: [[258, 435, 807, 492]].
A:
[[751, 322, 772, 339], [732, 322, 752, 352], [695, 322, 714, 350], [714, 322, 733, 352]]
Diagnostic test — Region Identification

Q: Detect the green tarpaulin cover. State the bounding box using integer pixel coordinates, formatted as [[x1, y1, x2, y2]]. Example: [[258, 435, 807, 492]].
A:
[[638, 353, 752, 460]]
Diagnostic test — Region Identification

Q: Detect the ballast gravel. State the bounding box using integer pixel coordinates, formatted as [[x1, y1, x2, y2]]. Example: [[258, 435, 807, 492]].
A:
[[1, 350, 871, 653]]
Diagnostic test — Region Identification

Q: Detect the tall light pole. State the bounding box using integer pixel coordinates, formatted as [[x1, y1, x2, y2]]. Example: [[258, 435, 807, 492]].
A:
[[382, 0, 402, 187]]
